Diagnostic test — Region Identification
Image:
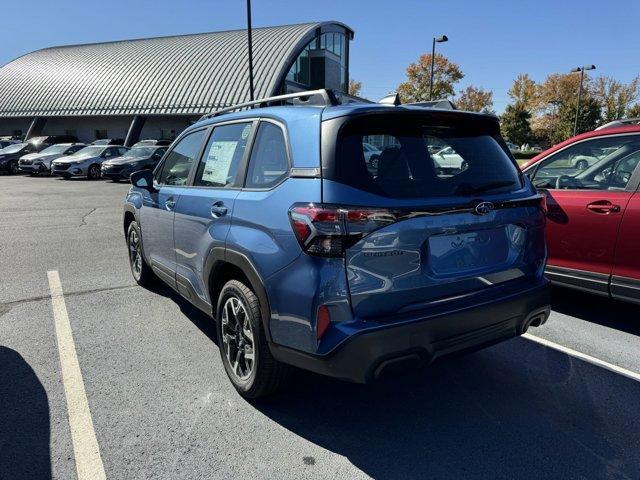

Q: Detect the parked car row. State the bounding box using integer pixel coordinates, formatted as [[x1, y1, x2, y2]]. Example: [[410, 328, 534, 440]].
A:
[[0, 136, 172, 180]]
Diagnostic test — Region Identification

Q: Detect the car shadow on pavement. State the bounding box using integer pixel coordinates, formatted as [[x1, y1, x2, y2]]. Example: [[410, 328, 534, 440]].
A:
[[255, 338, 640, 480], [551, 286, 640, 336], [147, 282, 219, 345], [0, 347, 51, 480]]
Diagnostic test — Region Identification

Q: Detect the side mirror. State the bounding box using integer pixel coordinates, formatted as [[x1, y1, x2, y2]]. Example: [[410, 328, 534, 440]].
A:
[[130, 169, 155, 191]]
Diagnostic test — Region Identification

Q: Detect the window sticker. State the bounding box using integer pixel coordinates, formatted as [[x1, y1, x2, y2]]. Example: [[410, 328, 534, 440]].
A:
[[202, 141, 238, 185], [241, 124, 251, 140]]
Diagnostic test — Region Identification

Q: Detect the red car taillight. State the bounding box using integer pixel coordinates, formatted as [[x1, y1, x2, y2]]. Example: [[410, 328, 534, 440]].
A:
[[289, 203, 397, 257]]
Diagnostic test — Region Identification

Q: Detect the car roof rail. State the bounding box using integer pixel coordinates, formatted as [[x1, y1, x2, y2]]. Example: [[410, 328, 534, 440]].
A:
[[201, 89, 341, 120]]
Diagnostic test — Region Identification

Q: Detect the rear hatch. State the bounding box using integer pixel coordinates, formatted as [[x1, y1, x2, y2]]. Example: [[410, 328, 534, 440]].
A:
[[320, 109, 546, 319]]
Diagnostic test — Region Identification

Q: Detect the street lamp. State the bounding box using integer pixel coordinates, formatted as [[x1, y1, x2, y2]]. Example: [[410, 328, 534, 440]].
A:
[[570, 64, 596, 136], [429, 35, 448, 101]]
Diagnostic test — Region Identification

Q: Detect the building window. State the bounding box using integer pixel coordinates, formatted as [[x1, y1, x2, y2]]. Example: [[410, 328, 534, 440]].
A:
[[95, 129, 108, 140], [285, 31, 348, 93], [65, 129, 77, 137]]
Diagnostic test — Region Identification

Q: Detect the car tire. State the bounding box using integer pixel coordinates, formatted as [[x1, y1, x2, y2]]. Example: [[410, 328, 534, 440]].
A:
[[87, 164, 101, 180], [216, 279, 291, 399], [576, 160, 588, 170], [126, 221, 154, 287], [9, 161, 18, 175]]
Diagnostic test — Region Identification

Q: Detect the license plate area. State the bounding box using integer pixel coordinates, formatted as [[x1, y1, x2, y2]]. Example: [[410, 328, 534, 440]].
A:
[[427, 225, 523, 277]]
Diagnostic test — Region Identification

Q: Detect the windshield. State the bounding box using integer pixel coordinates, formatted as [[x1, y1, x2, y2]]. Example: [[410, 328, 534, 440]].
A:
[[125, 147, 156, 158], [40, 144, 70, 155], [330, 114, 521, 198], [73, 146, 104, 156], [0, 142, 27, 154]]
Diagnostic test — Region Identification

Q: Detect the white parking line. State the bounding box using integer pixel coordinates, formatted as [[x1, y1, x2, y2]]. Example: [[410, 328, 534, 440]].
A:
[[523, 333, 640, 382], [47, 270, 106, 480]]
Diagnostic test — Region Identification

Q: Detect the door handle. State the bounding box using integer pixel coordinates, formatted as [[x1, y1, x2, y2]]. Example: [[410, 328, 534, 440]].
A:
[[211, 201, 228, 218], [586, 201, 620, 214], [165, 198, 176, 211]]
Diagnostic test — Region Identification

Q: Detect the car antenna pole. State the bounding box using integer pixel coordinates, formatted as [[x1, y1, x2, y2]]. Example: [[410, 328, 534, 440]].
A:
[[246, 0, 255, 102]]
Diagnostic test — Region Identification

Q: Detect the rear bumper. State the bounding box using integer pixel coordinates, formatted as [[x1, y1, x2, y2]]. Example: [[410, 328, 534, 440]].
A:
[[270, 280, 551, 383]]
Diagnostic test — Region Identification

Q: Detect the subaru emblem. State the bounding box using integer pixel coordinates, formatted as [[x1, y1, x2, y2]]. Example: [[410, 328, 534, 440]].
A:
[[474, 201, 494, 215]]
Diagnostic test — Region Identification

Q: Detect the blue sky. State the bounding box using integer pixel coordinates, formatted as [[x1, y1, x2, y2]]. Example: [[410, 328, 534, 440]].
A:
[[1, 0, 639, 113]]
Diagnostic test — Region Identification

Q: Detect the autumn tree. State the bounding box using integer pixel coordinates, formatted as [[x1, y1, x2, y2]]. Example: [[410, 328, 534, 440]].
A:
[[397, 53, 464, 102], [532, 72, 601, 144], [508, 73, 538, 111], [500, 104, 532, 145], [348, 79, 363, 97], [592, 76, 640, 122], [456, 86, 494, 113]]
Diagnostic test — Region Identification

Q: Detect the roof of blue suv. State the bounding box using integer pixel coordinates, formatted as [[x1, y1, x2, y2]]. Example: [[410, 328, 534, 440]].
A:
[[192, 102, 499, 131]]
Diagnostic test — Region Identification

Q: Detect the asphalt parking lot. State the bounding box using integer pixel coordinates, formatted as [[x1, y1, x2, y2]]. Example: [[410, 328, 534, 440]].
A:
[[1, 174, 640, 480]]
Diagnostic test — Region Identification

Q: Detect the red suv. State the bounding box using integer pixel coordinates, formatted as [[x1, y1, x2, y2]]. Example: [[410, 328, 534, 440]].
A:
[[522, 126, 640, 303]]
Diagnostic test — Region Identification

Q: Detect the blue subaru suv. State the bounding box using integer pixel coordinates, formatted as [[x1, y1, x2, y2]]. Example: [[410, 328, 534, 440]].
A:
[[123, 90, 551, 398]]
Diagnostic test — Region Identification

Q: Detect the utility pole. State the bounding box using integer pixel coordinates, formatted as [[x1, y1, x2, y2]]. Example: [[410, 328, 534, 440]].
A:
[[246, 0, 255, 101]]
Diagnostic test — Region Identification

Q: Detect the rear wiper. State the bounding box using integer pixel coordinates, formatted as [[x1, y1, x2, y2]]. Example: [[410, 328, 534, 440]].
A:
[[456, 180, 517, 195]]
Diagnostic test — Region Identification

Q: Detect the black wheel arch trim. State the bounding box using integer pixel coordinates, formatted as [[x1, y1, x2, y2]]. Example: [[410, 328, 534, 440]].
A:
[[204, 248, 274, 343]]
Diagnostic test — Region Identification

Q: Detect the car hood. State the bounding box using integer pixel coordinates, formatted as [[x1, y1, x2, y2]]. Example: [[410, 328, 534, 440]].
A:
[[23, 152, 61, 161], [54, 154, 99, 163], [103, 156, 148, 166]]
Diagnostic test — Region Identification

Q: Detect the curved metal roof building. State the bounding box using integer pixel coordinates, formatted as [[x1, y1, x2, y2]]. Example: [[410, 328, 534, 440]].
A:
[[0, 21, 353, 118]]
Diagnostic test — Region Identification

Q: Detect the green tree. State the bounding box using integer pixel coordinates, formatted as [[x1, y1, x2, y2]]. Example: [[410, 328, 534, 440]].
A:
[[456, 86, 494, 113], [627, 103, 640, 118], [397, 53, 464, 102], [500, 103, 532, 145], [348, 79, 363, 97]]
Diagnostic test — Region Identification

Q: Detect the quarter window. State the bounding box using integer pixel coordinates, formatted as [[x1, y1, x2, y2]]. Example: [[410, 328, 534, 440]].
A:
[[194, 123, 252, 187], [245, 123, 289, 189], [155, 129, 206, 186]]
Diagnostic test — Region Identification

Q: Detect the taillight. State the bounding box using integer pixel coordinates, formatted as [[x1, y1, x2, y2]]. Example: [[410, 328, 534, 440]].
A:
[[289, 203, 397, 257]]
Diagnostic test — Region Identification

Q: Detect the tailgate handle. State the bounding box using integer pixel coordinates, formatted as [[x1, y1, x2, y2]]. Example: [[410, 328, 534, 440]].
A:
[[586, 201, 620, 214]]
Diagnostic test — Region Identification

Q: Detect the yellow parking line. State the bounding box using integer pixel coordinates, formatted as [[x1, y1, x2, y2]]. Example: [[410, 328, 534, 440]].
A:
[[47, 270, 106, 480], [523, 332, 640, 382]]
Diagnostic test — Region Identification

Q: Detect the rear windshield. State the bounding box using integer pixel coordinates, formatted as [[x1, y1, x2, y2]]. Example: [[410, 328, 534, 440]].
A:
[[330, 115, 522, 198]]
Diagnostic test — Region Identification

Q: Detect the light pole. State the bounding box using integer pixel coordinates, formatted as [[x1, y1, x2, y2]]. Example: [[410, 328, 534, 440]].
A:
[[246, 0, 255, 101], [571, 64, 595, 136], [429, 35, 448, 101]]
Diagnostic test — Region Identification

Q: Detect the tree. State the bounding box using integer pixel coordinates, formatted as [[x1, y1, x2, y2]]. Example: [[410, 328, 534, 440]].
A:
[[397, 53, 464, 102], [508, 74, 538, 111], [532, 72, 600, 144], [627, 103, 640, 118], [348, 79, 362, 97], [500, 103, 532, 145], [456, 86, 494, 113], [592, 76, 640, 122]]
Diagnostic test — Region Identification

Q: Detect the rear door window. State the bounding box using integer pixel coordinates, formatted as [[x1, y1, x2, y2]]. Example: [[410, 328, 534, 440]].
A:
[[330, 114, 521, 198], [193, 123, 252, 187]]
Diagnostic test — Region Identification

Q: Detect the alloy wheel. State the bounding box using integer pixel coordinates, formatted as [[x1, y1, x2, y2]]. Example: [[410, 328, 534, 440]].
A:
[[128, 228, 142, 279], [9, 162, 18, 174], [89, 164, 101, 179], [221, 296, 255, 381]]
